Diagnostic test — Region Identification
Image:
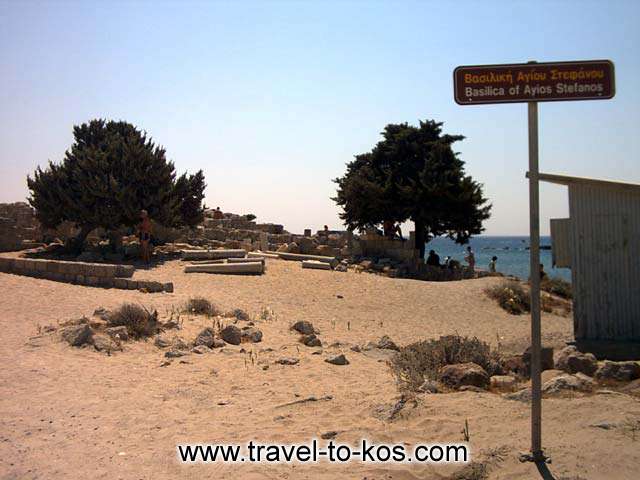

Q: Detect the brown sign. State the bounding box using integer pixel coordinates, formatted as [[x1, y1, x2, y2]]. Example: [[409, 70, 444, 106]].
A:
[[454, 60, 615, 105]]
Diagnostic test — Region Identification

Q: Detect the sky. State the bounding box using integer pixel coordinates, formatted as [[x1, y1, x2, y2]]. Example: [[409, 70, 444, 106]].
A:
[[1, 0, 639, 235]]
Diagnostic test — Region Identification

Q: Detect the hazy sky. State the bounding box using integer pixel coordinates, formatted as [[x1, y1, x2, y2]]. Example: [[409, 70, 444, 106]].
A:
[[1, 0, 639, 235]]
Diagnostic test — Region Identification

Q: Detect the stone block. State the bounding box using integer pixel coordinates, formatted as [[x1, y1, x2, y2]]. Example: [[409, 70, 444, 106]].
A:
[[113, 278, 128, 289], [115, 265, 135, 278], [99, 277, 114, 288], [163, 282, 174, 293], [85, 276, 99, 286], [125, 279, 139, 290], [76, 275, 85, 284]]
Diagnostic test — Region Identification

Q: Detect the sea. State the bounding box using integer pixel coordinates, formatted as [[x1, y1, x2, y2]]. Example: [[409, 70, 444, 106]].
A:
[[426, 235, 571, 282]]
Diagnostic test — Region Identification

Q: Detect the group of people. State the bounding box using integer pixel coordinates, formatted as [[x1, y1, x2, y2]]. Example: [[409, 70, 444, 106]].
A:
[[426, 245, 499, 273]]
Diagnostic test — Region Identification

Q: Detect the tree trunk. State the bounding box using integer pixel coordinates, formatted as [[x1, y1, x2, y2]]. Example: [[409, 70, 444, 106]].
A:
[[414, 220, 426, 260], [69, 225, 93, 253]]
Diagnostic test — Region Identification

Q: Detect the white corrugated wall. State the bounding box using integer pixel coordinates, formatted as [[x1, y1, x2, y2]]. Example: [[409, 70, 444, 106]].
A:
[[569, 184, 640, 341]]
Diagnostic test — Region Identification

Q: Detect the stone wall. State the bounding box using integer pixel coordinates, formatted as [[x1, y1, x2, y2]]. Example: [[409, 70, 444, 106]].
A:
[[0, 257, 173, 292], [0, 203, 41, 252], [357, 232, 419, 264]]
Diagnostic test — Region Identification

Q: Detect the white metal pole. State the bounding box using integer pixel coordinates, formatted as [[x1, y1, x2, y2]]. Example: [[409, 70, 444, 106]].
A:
[[528, 99, 543, 460]]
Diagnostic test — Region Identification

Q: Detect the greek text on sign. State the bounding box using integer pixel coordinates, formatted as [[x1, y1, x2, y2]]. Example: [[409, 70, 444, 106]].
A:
[[454, 60, 615, 104]]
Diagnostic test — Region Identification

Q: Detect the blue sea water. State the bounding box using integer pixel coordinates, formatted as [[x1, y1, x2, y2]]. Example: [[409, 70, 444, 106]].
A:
[[426, 236, 571, 282]]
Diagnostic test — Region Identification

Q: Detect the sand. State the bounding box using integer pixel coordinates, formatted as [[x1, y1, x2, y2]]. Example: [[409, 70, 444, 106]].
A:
[[1, 258, 639, 479]]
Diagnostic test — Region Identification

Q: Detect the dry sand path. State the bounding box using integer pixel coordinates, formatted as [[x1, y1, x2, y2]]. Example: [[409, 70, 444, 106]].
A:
[[1, 259, 638, 479]]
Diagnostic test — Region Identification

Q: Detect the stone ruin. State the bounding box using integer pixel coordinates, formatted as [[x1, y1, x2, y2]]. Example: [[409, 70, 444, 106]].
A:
[[0, 202, 41, 252]]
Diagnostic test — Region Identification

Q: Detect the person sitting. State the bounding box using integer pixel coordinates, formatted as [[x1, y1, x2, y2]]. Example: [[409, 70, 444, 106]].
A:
[[426, 249, 441, 267], [489, 256, 498, 273], [213, 207, 224, 220], [540, 263, 547, 280]]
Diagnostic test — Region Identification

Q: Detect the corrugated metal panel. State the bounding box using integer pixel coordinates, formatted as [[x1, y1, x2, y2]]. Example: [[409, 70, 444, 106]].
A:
[[550, 218, 572, 268], [570, 184, 640, 341]]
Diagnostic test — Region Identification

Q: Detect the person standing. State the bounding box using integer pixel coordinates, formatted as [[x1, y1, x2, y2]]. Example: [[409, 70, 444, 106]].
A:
[[489, 256, 498, 273], [464, 245, 476, 271], [138, 210, 152, 264]]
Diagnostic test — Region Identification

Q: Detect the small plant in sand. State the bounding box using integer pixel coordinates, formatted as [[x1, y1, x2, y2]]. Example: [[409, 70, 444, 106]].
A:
[[107, 303, 160, 339], [258, 306, 277, 322], [390, 335, 501, 392], [541, 276, 572, 299], [184, 297, 219, 316], [485, 280, 530, 315]]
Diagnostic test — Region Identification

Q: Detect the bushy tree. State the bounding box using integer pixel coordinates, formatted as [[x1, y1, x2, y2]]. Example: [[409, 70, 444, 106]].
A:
[[28, 119, 206, 250], [333, 120, 491, 258]]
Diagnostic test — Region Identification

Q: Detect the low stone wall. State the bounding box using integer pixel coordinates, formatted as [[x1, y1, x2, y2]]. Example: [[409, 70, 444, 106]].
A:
[[357, 233, 419, 264], [0, 257, 173, 292]]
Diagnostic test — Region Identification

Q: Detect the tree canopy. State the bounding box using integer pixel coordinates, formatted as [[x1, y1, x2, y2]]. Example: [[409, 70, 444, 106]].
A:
[[333, 120, 491, 257], [27, 119, 206, 249]]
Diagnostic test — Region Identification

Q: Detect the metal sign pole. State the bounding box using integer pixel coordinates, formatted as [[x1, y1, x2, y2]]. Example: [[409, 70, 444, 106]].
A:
[[527, 99, 543, 461]]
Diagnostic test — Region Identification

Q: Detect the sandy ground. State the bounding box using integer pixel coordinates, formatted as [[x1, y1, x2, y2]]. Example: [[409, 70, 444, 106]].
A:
[[1, 258, 639, 479]]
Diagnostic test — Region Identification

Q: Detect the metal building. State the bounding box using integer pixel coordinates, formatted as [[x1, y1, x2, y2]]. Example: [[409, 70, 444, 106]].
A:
[[542, 172, 640, 359]]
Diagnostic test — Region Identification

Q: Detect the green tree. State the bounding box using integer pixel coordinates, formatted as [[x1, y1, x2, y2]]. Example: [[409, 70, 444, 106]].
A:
[[27, 119, 206, 251], [333, 120, 491, 258]]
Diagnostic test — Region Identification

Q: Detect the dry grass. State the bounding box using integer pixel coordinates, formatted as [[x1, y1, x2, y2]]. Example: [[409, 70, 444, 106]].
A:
[[541, 276, 572, 299], [106, 303, 160, 339], [485, 281, 530, 314], [389, 335, 501, 392], [184, 297, 219, 316]]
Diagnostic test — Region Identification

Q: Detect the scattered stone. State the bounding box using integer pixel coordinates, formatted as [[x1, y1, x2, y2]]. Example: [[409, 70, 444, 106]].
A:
[[165, 350, 188, 358], [458, 385, 486, 393], [276, 357, 299, 365], [350, 345, 361, 353], [620, 379, 640, 396], [105, 326, 129, 342], [93, 307, 111, 321], [595, 360, 640, 382], [194, 327, 216, 348], [501, 355, 527, 376], [92, 334, 121, 352], [418, 379, 439, 393], [159, 361, 171, 367], [154, 336, 172, 348], [228, 308, 250, 321], [163, 320, 180, 330], [490, 375, 517, 391], [292, 320, 316, 335], [262, 365, 269, 371], [220, 325, 242, 345], [377, 335, 399, 351], [325, 354, 349, 366], [555, 346, 598, 376], [61, 324, 93, 347], [321, 431, 338, 440], [439, 363, 489, 390], [301, 334, 322, 347], [542, 373, 595, 395], [212, 338, 225, 348], [591, 422, 616, 430], [504, 388, 532, 403], [192, 345, 211, 354], [241, 326, 263, 343], [523, 346, 554, 372], [311, 350, 322, 355], [60, 316, 89, 327]]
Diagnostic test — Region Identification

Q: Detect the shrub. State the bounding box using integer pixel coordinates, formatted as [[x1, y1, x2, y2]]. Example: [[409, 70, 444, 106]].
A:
[[541, 276, 572, 299], [107, 303, 159, 339], [245, 213, 257, 222], [389, 335, 501, 392], [485, 281, 530, 314], [184, 297, 218, 316]]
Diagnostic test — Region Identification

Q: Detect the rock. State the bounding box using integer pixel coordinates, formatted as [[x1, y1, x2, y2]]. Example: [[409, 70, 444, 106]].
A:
[[458, 385, 486, 393], [241, 327, 263, 343], [320, 431, 338, 440], [93, 307, 111, 321], [490, 375, 517, 391], [105, 326, 129, 342], [418, 379, 439, 393], [377, 335, 399, 351], [523, 346, 554, 372], [277, 243, 289, 253], [325, 354, 349, 366], [154, 336, 172, 348], [542, 373, 595, 394], [620, 379, 640, 396], [286, 242, 300, 254], [228, 309, 250, 321], [194, 327, 216, 348], [439, 363, 489, 390], [192, 345, 211, 354], [595, 360, 640, 382], [301, 334, 322, 347], [61, 324, 93, 347], [501, 354, 527, 376], [350, 345, 361, 353], [504, 388, 532, 403], [162, 320, 180, 330], [555, 346, 598, 376], [359, 260, 374, 270], [221, 325, 242, 345], [165, 350, 188, 358], [212, 338, 225, 348], [60, 316, 90, 327], [92, 334, 121, 352], [291, 320, 316, 335], [276, 357, 299, 365]]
